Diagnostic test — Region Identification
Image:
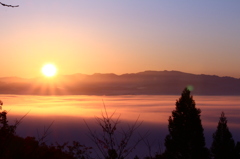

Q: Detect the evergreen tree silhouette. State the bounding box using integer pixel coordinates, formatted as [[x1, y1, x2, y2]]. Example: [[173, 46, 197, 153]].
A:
[[163, 88, 210, 159], [211, 112, 236, 159]]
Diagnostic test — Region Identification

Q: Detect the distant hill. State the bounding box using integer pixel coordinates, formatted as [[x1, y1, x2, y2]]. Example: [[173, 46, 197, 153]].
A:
[[0, 70, 240, 95]]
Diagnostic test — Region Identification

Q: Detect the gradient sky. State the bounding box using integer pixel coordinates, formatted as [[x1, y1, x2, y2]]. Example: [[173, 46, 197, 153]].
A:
[[1, 0, 240, 78]]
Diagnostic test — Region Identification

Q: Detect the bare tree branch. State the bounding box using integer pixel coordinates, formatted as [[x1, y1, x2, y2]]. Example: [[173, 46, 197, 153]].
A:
[[0, 2, 19, 7], [84, 104, 146, 159]]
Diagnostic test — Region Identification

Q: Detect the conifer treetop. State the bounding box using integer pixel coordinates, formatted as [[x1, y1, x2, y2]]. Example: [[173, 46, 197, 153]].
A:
[[164, 88, 210, 159], [211, 112, 236, 158], [175, 88, 196, 111]]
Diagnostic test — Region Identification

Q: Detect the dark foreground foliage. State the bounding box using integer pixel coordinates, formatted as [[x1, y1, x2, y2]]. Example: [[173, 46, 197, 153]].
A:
[[0, 111, 71, 159], [0, 110, 92, 159]]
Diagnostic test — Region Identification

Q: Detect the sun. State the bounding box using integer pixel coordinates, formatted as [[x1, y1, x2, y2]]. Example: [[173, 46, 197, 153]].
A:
[[41, 64, 57, 77]]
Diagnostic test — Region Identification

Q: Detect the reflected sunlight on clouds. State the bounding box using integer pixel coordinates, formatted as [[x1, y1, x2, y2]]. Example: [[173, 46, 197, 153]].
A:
[[2, 95, 240, 126]]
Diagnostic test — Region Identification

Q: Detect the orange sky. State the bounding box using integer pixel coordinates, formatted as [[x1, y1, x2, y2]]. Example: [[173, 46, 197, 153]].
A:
[[1, 1, 240, 78]]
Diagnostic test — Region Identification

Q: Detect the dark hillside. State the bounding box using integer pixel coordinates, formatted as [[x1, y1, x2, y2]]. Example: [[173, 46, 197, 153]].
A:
[[0, 71, 239, 95]]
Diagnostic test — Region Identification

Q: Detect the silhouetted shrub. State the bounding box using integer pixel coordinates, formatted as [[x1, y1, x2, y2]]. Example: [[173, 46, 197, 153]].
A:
[[0, 110, 76, 159]]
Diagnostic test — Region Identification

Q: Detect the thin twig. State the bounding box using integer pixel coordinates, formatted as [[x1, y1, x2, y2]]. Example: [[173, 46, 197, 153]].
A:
[[84, 119, 107, 158], [37, 121, 54, 144], [0, 2, 19, 7], [14, 111, 30, 127]]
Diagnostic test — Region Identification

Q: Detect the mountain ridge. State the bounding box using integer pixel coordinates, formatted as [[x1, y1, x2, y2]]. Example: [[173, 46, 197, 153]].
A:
[[0, 70, 239, 95]]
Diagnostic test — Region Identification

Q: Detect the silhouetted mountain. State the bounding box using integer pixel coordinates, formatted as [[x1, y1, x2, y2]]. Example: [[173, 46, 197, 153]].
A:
[[0, 70, 240, 95]]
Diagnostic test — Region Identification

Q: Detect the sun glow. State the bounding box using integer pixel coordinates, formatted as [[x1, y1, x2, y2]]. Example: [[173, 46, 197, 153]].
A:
[[41, 64, 57, 77]]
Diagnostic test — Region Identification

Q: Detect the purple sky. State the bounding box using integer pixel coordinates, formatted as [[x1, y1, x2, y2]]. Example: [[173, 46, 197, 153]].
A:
[[1, 1, 240, 78]]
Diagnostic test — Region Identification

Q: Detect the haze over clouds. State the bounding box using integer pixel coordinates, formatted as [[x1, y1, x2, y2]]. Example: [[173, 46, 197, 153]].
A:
[[1, 1, 240, 78]]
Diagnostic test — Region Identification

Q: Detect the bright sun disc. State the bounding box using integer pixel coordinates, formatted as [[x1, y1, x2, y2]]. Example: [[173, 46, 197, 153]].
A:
[[41, 64, 57, 77]]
